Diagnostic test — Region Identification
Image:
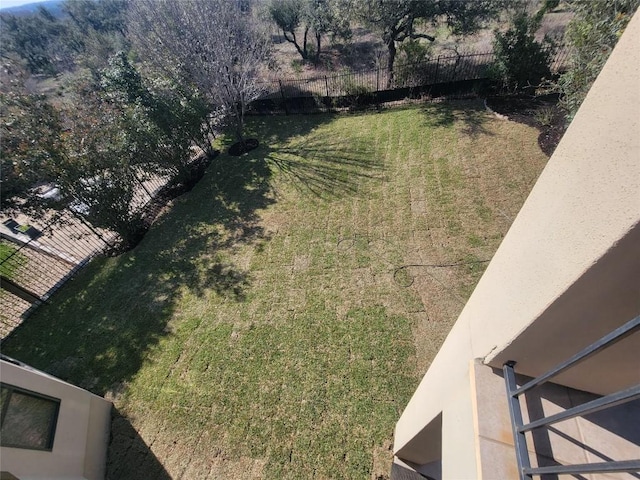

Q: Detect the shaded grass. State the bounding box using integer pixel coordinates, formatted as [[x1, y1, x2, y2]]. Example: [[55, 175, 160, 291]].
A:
[[1, 100, 548, 479]]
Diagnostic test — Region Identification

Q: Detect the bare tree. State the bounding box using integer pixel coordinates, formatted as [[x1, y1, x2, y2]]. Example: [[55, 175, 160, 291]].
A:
[[128, 0, 271, 145]]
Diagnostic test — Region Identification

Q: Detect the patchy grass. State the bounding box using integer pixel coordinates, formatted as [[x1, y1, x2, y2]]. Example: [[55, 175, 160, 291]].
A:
[[1, 101, 548, 479], [0, 241, 27, 280]]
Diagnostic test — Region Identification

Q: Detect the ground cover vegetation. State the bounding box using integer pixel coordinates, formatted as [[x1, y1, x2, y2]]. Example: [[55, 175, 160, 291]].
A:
[[558, 0, 639, 118], [1, 103, 549, 478], [491, 1, 558, 93], [0, 0, 636, 477], [0, 241, 26, 280], [1, 0, 635, 247]]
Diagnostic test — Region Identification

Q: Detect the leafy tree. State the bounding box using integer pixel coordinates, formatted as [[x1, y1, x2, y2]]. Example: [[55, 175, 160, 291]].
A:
[[492, 7, 555, 92], [270, 0, 310, 59], [269, 0, 350, 63], [307, 0, 351, 62], [0, 92, 64, 208], [56, 104, 146, 249], [100, 52, 213, 186], [0, 0, 130, 75], [0, 7, 74, 74], [0, 46, 215, 247], [0, 82, 146, 247], [61, 77, 182, 248], [559, 0, 639, 117], [128, 0, 271, 144], [63, 0, 128, 36], [355, 0, 504, 84], [393, 39, 433, 86], [1, 73, 167, 248], [61, 0, 130, 71]]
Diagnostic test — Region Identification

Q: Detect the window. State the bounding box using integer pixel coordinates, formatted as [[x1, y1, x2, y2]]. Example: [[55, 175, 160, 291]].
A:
[[0, 383, 60, 451]]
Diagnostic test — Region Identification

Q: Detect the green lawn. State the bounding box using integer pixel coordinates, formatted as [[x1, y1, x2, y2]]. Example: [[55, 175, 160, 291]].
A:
[[0, 241, 26, 280], [1, 101, 548, 479]]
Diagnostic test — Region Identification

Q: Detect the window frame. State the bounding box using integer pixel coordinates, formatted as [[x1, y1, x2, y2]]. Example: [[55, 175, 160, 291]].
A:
[[0, 382, 60, 452]]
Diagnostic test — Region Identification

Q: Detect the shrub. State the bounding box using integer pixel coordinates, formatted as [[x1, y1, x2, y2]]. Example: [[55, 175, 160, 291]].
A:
[[533, 106, 556, 127], [492, 12, 555, 93], [394, 40, 433, 87], [335, 71, 373, 110], [291, 59, 304, 75], [339, 69, 370, 97], [559, 0, 639, 118]]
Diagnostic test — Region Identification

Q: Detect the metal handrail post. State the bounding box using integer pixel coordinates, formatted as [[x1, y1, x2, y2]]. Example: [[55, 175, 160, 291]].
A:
[[504, 361, 532, 480]]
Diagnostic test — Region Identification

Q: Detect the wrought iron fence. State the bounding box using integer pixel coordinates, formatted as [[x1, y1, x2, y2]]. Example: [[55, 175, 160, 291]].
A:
[[258, 46, 570, 106], [0, 164, 183, 338], [0, 210, 118, 338], [0, 45, 573, 337], [257, 52, 497, 100]]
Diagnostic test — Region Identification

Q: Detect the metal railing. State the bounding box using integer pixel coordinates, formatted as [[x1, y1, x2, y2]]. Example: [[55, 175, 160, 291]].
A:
[[256, 45, 572, 102], [503, 315, 640, 479]]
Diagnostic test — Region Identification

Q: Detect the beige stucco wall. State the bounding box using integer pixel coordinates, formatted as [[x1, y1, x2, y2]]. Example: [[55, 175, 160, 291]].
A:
[[395, 10, 640, 468], [0, 359, 111, 480]]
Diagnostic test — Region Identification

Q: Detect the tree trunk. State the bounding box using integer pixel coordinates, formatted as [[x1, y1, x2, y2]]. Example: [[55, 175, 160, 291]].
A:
[[200, 116, 217, 154], [233, 102, 244, 145], [284, 28, 308, 60], [314, 31, 321, 64], [302, 26, 309, 60], [386, 39, 397, 88]]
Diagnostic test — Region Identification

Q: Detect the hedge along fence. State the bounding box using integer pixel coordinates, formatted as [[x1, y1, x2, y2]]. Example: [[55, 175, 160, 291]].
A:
[[251, 45, 571, 114]]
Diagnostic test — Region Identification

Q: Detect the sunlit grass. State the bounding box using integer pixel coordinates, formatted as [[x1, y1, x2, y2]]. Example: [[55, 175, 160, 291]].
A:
[[0, 241, 27, 280], [2, 101, 547, 479]]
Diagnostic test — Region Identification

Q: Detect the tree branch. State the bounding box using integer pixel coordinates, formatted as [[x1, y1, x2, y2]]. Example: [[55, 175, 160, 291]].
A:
[[282, 29, 296, 45], [409, 33, 436, 42]]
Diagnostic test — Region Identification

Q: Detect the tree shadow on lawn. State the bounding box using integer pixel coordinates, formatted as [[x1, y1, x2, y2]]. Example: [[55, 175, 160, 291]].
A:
[[420, 98, 495, 137], [0, 152, 275, 396], [265, 137, 383, 198], [244, 113, 385, 198], [244, 113, 337, 145], [106, 408, 172, 480], [0, 112, 366, 397]]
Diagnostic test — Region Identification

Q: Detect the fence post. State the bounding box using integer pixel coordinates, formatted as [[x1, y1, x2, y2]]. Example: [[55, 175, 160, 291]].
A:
[[279, 80, 289, 115], [434, 55, 441, 84], [451, 55, 460, 83], [376, 68, 380, 92], [325, 76, 330, 97]]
